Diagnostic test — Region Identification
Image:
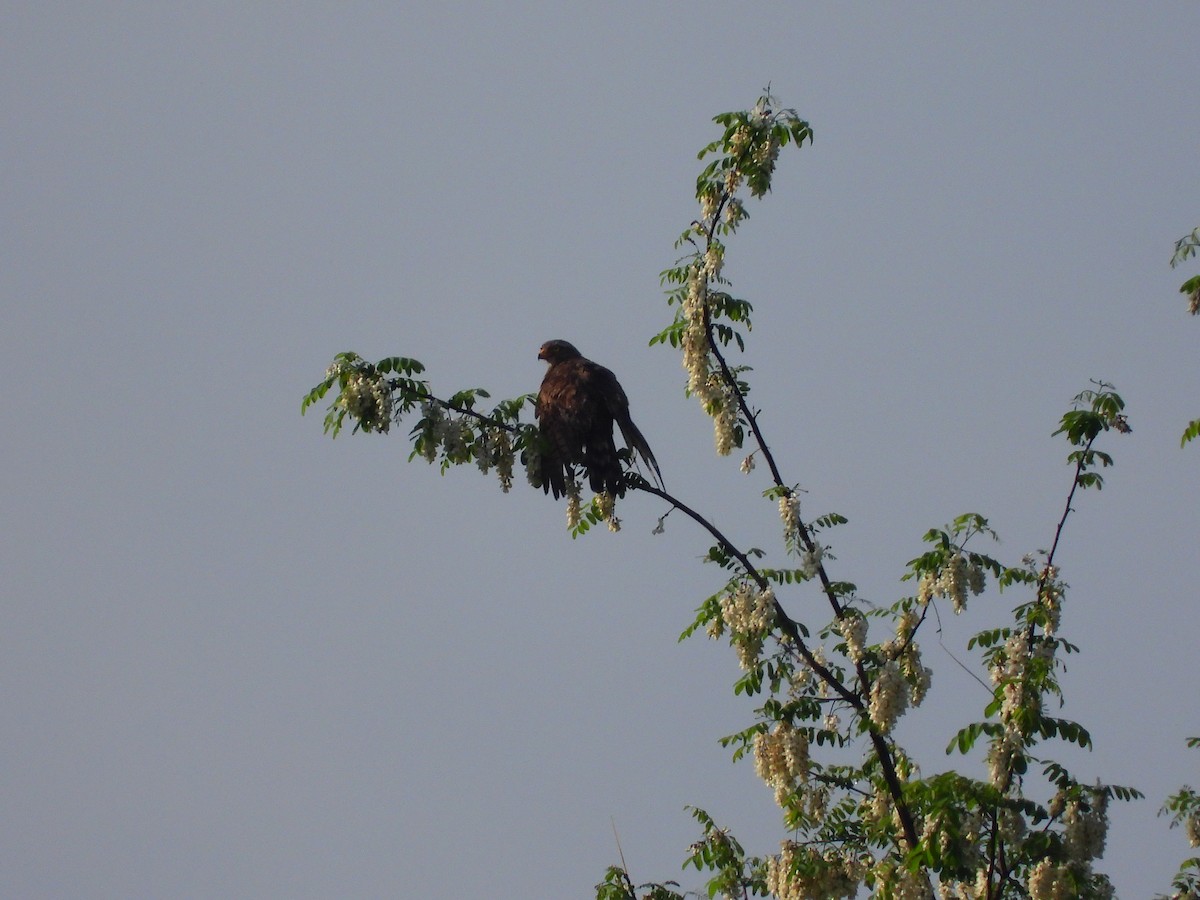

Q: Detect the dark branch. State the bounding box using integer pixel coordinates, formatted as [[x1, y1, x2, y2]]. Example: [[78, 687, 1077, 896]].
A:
[[699, 284, 920, 849], [389, 379, 531, 435], [634, 481, 865, 715]]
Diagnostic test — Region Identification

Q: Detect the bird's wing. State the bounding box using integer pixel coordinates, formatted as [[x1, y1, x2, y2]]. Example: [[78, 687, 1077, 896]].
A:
[[591, 362, 664, 490]]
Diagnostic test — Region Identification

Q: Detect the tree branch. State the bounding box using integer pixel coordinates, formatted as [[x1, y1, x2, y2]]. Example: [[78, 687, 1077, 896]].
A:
[[701, 309, 920, 850], [389, 379, 532, 435]]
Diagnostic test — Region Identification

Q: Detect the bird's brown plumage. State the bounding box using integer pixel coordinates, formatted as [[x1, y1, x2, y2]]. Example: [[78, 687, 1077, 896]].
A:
[[535, 340, 662, 499]]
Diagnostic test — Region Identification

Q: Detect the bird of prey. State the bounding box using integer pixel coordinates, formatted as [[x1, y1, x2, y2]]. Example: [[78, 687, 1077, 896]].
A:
[[535, 340, 662, 499]]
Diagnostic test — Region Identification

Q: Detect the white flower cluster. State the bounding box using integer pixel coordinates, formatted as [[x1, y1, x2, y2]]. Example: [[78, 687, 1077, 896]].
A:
[[985, 730, 1022, 790], [779, 492, 800, 544], [786, 648, 815, 694], [704, 242, 724, 279], [493, 431, 514, 492], [724, 101, 783, 199], [523, 436, 542, 489], [679, 263, 739, 457], [595, 491, 620, 533], [754, 721, 811, 808], [882, 611, 932, 707], [681, 263, 711, 397], [887, 868, 935, 900], [835, 611, 926, 733], [719, 583, 776, 670], [750, 134, 782, 198], [1027, 860, 1073, 900], [1026, 860, 1114, 900], [999, 806, 1027, 843], [564, 480, 582, 529], [1062, 791, 1108, 862], [721, 583, 775, 633], [728, 121, 754, 159], [800, 543, 824, 579], [804, 784, 831, 821], [985, 626, 1048, 791], [471, 428, 516, 492], [868, 661, 908, 734], [709, 380, 738, 456], [892, 749, 918, 781], [446, 420, 471, 460], [1039, 566, 1063, 635], [766, 842, 863, 900], [1188, 812, 1200, 848], [724, 197, 744, 226], [916, 809, 984, 876], [862, 786, 890, 827], [723, 167, 740, 197], [917, 553, 985, 614], [837, 614, 868, 665], [474, 430, 495, 473], [334, 367, 393, 433], [938, 869, 992, 900], [417, 403, 472, 465], [418, 402, 444, 461], [992, 630, 1033, 725]]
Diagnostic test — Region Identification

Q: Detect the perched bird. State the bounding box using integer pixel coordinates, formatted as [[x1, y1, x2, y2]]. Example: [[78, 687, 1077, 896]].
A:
[[535, 340, 662, 499]]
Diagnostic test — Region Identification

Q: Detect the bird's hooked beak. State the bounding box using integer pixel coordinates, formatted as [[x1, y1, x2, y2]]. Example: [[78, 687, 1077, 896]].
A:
[[537, 345, 548, 362]]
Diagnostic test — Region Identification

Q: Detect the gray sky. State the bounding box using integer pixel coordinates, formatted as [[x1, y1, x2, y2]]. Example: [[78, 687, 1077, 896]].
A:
[[3, 4, 1197, 897]]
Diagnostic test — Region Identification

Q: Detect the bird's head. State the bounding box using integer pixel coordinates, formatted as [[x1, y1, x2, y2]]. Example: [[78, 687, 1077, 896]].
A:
[[538, 340, 582, 365]]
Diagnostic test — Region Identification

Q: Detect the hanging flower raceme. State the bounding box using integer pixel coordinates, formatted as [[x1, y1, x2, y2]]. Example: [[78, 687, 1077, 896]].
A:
[[868, 661, 908, 734], [753, 719, 811, 808], [326, 358, 394, 434], [766, 842, 864, 900], [719, 583, 776, 670], [564, 479, 582, 530], [916, 552, 986, 614]]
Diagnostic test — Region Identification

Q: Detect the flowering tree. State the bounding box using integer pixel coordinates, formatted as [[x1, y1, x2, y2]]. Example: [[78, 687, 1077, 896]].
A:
[[303, 93, 1198, 899]]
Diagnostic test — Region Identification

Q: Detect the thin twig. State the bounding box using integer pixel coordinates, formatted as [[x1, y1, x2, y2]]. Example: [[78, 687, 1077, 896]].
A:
[[390, 379, 532, 434], [610, 818, 633, 896]]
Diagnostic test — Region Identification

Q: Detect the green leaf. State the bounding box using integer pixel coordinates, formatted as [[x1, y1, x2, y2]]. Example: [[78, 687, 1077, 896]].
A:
[[1107, 783, 1145, 802], [946, 721, 996, 755], [1182, 419, 1200, 448], [301, 378, 334, 414], [1172, 228, 1200, 268]]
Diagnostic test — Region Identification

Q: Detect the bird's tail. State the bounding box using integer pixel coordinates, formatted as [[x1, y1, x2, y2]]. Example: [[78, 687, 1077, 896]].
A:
[[617, 416, 664, 491]]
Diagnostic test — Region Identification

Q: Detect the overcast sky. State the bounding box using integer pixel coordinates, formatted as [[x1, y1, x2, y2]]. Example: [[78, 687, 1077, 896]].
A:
[[3, 4, 1198, 898]]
